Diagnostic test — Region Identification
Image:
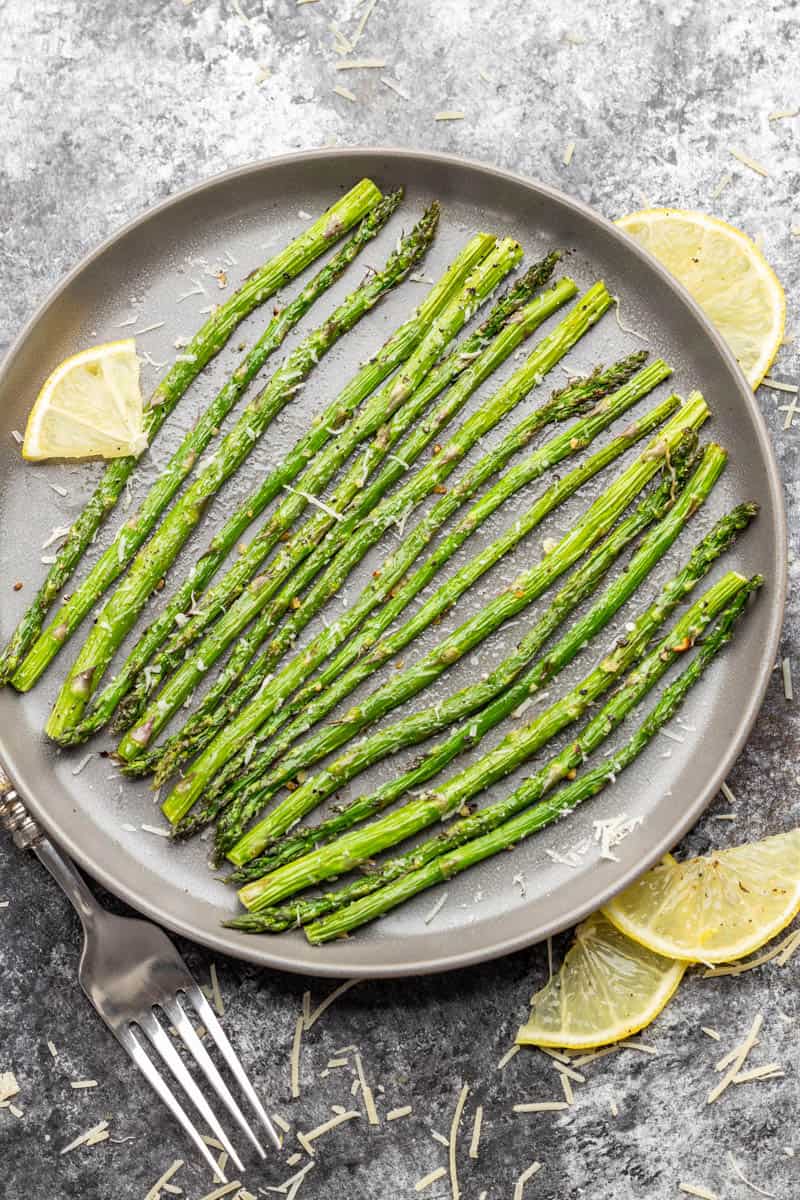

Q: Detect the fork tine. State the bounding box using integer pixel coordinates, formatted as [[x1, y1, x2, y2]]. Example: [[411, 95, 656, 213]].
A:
[[186, 984, 281, 1150], [119, 1026, 226, 1182], [163, 995, 267, 1160], [137, 1011, 245, 1174]]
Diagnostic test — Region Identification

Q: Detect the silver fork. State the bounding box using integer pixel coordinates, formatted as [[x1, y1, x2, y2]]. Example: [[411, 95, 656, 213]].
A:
[[0, 767, 280, 1180]]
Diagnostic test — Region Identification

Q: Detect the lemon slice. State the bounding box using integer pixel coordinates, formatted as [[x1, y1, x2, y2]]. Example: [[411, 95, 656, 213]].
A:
[[23, 339, 147, 461], [616, 208, 785, 388], [516, 912, 685, 1050], [603, 829, 800, 964]]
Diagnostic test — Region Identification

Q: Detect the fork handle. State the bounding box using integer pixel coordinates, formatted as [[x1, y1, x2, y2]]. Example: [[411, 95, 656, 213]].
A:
[[0, 764, 101, 931]]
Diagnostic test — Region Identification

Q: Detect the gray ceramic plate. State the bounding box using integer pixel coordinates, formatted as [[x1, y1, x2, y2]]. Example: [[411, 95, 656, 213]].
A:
[[0, 148, 786, 978]]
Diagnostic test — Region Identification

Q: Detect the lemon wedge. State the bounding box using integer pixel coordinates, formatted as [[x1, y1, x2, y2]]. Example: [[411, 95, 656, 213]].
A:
[[603, 829, 800, 964], [616, 207, 785, 388], [516, 912, 685, 1050], [22, 339, 147, 461]]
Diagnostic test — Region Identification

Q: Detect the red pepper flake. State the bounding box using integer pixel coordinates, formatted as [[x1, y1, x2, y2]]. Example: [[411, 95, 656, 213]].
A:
[[13, 581, 23, 591]]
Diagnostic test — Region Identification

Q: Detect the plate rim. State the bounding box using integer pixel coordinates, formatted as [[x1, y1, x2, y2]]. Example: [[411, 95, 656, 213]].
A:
[[0, 145, 787, 978]]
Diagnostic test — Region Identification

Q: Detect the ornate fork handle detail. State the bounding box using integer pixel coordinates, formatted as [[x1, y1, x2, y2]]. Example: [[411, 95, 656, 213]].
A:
[[0, 766, 42, 849]]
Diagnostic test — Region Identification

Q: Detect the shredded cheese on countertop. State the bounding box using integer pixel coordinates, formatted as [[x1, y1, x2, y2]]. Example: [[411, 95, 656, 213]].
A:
[[415, 1167, 446, 1192], [728, 147, 770, 176], [381, 77, 410, 100], [468, 1105, 483, 1159], [703, 927, 800, 977], [727, 1152, 776, 1198], [0, 1072, 19, 1102], [387, 1105, 412, 1121], [708, 1012, 762, 1104], [298, 1110, 359, 1151], [290, 1016, 304, 1099], [196, 1183, 242, 1200], [733, 1063, 784, 1083], [354, 1050, 379, 1125], [496, 1045, 520, 1070], [678, 1184, 719, 1199], [332, 85, 357, 102], [335, 58, 386, 70], [448, 1083, 469, 1200], [514, 1101, 570, 1113], [434, 111, 465, 121], [70, 1079, 98, 1089], [60, 1119, 110, 1154], [305, 979, 359, 1029], [144, 1159, 184, 1200], [513, 1161, 542, 1199], [552, 1061, 585, 1083]]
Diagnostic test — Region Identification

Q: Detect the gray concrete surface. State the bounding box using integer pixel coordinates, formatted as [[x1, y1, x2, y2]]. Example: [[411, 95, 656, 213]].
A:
[[1, 1, 798, 1197]]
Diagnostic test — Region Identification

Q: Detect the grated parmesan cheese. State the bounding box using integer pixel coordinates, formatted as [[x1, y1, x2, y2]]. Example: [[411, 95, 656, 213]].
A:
[[145, 1159, 184, 1200], [335, 58, 386, 70], [468, 1105, 483, 1158], [514, 1101, 569, 1113], [423, 891, 449, 924], [728, 147, 770, 176], [678, 1184, 719, 1199], [333, 85, 357, 102], [387, 1105, 412, 1121], [708, 1012, 762, 1104], [71, 752, 96, 776], [297, 1109, 359, 1151], [497, 1045, 519, 1070], [353, 1051, 379, 1125], [41, 524, 71, 550], [141, 823, 170, 838], [448, 1084, 469, 1200], [563, 141, 575, 166], [290, 1016, 304, 1099], [761, 377, 798, 393], [727, 1152, 776, 1198], [381, 76, 409, 100], [415, 1167, 446, 1192], [514, 1161, 542, 1199], [60, 1119, 110, 1155], [782, 657, 793, 700], [305, 979, 359, 1029], [612, 296, 649, 342], [434, 111, 465, 121], [70, 1079, 98, 1089]]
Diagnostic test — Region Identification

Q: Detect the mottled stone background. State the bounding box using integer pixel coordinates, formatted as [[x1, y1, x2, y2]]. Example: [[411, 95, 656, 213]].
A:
[[1, 1, 798, 1197]]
